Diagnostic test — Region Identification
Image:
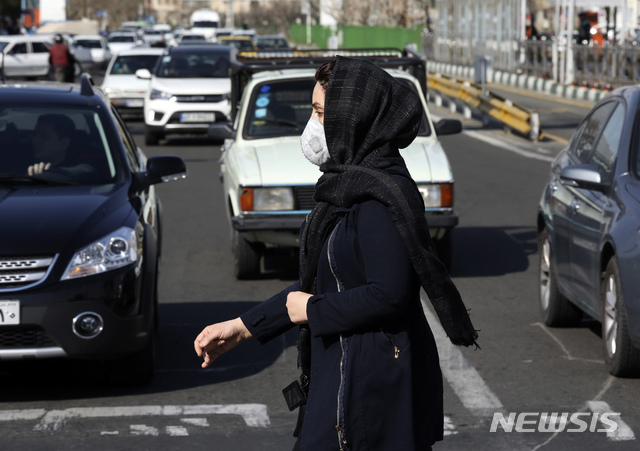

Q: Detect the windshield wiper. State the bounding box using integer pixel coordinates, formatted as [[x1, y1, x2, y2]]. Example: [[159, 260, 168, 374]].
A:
[[0, 173, 78, 185], [259, 118, 301, 129]]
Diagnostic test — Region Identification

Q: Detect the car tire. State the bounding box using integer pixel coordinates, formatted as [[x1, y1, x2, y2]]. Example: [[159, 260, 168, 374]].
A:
[[233, 230, 262, 280], [433, 230, 453, 272], [538, 228, 583, 327], [601, 258, 640, 377], [145, 128, 161, 146]]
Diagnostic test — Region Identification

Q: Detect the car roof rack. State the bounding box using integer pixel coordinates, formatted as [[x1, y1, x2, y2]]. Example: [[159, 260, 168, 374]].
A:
[[80, 73, 95, 96], [228, 45, 426, 121]]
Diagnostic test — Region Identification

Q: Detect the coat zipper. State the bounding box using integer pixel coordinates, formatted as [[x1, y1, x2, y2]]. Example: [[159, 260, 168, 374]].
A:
[[327, 221, 348, 450], [380, 328, 401, 359]]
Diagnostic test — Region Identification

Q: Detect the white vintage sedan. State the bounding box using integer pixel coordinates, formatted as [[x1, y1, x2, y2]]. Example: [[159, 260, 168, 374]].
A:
[[210, 56, 462, 279], [0, 35, 52, 79]]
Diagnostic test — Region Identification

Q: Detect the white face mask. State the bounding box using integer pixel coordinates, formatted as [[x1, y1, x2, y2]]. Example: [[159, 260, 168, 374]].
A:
[[300, 117, 330, 166]]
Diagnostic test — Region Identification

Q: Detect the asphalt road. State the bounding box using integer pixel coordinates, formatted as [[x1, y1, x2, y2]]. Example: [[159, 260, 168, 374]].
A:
[[1, 84, 640, 450]]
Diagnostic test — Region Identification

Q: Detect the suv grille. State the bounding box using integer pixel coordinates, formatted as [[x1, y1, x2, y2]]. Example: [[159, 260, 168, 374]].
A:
[[0, 256, 54, 290], [293, 186, 316, 210], [0, 326, 57, 348]]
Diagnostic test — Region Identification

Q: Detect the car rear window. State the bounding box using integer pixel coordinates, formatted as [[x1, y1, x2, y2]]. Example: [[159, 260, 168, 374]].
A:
[[73, 39, 103, 49], [109, 54, 160, 75], [108, 35, 135, 43], [0, 105, 118, 185]]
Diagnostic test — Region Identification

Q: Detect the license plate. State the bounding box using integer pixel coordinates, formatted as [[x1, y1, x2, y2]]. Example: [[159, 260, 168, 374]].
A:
[[125, 99, 144, 107], [0, 300, 20, 325], [180, 112, 215, 123]]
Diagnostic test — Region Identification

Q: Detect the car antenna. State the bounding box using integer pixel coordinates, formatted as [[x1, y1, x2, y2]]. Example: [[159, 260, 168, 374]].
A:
[[80, 73, 95, 96]]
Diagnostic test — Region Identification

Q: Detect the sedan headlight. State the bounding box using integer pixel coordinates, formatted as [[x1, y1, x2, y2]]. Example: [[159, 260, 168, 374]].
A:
[[62, 226, 141, 280], [417, 183, 453, 208], [240, 187, 295, 211], [149, 88, 173, 101]]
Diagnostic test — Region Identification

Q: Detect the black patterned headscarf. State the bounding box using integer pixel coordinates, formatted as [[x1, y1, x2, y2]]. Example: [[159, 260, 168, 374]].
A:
[[299, 56, 478, 347]]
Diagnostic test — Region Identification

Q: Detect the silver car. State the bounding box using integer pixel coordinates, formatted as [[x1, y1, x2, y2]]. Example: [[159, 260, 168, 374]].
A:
[[537, 85, 640, 377]]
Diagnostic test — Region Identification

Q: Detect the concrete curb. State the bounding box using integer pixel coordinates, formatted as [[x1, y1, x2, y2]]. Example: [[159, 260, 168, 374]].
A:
[[426, 61, 609, 104]]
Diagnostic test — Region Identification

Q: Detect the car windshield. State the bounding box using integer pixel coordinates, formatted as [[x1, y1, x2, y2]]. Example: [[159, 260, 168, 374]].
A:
[[222, 39, 254, 50], [72, 39, 103, 49], [156, 52, 230, 78], [193, 21, 218, 28], [108, 35, 135, 43], [182, 35, 206, 41], [0, 105, 118, 185], [109, 54, 160, 75], [255, 38, 289, 49], [244, 78, 431, 139]]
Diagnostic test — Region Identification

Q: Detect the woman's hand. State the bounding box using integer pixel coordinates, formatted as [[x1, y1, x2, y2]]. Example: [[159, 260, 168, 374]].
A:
[[286, 291, 312, 324], [194, 317, 252, 368]]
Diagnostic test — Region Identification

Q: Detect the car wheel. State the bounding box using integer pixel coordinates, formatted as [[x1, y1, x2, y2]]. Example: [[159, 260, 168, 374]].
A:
[[233, 230, 262, 280], [601, 258, 640, 377], [145, 128, 161, 146], [538, 228, 583, 326], [433, 230, 452, 272]]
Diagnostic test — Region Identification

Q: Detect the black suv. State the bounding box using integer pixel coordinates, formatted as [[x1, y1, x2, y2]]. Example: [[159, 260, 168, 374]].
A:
[[0, 75, 186, 384]]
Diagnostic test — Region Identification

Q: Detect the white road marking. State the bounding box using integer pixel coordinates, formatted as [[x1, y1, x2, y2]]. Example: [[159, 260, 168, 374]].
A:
[[422, 299, 504, 417], [430, 112, 555, 162], [181, 417, 209, 427], [444, 416, 458, 436], [166, 425, 189, 436], [0, 404, 270, 433], [130, 424, 159, 436], [100, 431, 119, 436], [587, 401, 635, 441]]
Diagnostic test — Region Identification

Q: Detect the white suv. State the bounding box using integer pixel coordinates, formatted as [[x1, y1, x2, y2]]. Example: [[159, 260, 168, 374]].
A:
[[209, 50, 462, 279], [137, 45, 234, 145]]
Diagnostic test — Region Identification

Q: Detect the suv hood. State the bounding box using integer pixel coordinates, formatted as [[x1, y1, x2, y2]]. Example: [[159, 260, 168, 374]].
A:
[[152, 77, 230, 95], [0, 185, 131, 255]]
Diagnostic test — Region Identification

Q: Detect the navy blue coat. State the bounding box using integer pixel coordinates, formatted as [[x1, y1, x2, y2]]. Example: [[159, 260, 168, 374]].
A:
[[241, 200, 443, 450]]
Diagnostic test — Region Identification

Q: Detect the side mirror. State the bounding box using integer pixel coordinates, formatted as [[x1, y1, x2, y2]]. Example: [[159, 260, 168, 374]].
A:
[[135, 68, 152, 79], [560, 164, 606, 191], [434, 118, 462, 136], [138, 155, 187, 187], [208, 122, 235, 141]]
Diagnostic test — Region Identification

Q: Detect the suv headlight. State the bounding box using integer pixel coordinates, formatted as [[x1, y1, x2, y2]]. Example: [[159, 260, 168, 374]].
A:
[[417, 183, 453, 208], [149, 88, 173, 101], [62, 226, 142, 280], [240, 187, 294, 211]]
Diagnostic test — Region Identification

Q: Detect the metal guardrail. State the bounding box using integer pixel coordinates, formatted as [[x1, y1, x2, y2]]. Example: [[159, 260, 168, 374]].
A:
[[424, 32, 640, 89], [427, 72, 541, 141]]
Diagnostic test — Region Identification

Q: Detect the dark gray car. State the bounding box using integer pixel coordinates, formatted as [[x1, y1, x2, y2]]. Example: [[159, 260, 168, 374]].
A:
[[538, 85, 640, 377]]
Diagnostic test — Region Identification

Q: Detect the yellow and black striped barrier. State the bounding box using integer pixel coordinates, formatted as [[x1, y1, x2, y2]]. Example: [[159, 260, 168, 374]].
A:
[[427, 72, 542, 141]]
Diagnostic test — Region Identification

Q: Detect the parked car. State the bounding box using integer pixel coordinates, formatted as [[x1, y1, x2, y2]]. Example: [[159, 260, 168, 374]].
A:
[[107, 31, 142, 55], [101, 47, 164, 118], [0, 74, 186, 384], [208, 48, 461, 279], [537, 85, 640, 377], [136, 44, 234, 145], [70, 35, 112, 70], [0, 35, 52, 79]]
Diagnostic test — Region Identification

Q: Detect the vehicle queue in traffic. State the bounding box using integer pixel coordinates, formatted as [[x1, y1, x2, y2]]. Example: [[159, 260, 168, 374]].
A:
[[2, 20, 640, 385]]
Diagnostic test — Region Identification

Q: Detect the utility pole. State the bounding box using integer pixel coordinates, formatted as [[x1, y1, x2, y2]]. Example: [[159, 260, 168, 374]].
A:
[[226, 0, 234, 28]]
